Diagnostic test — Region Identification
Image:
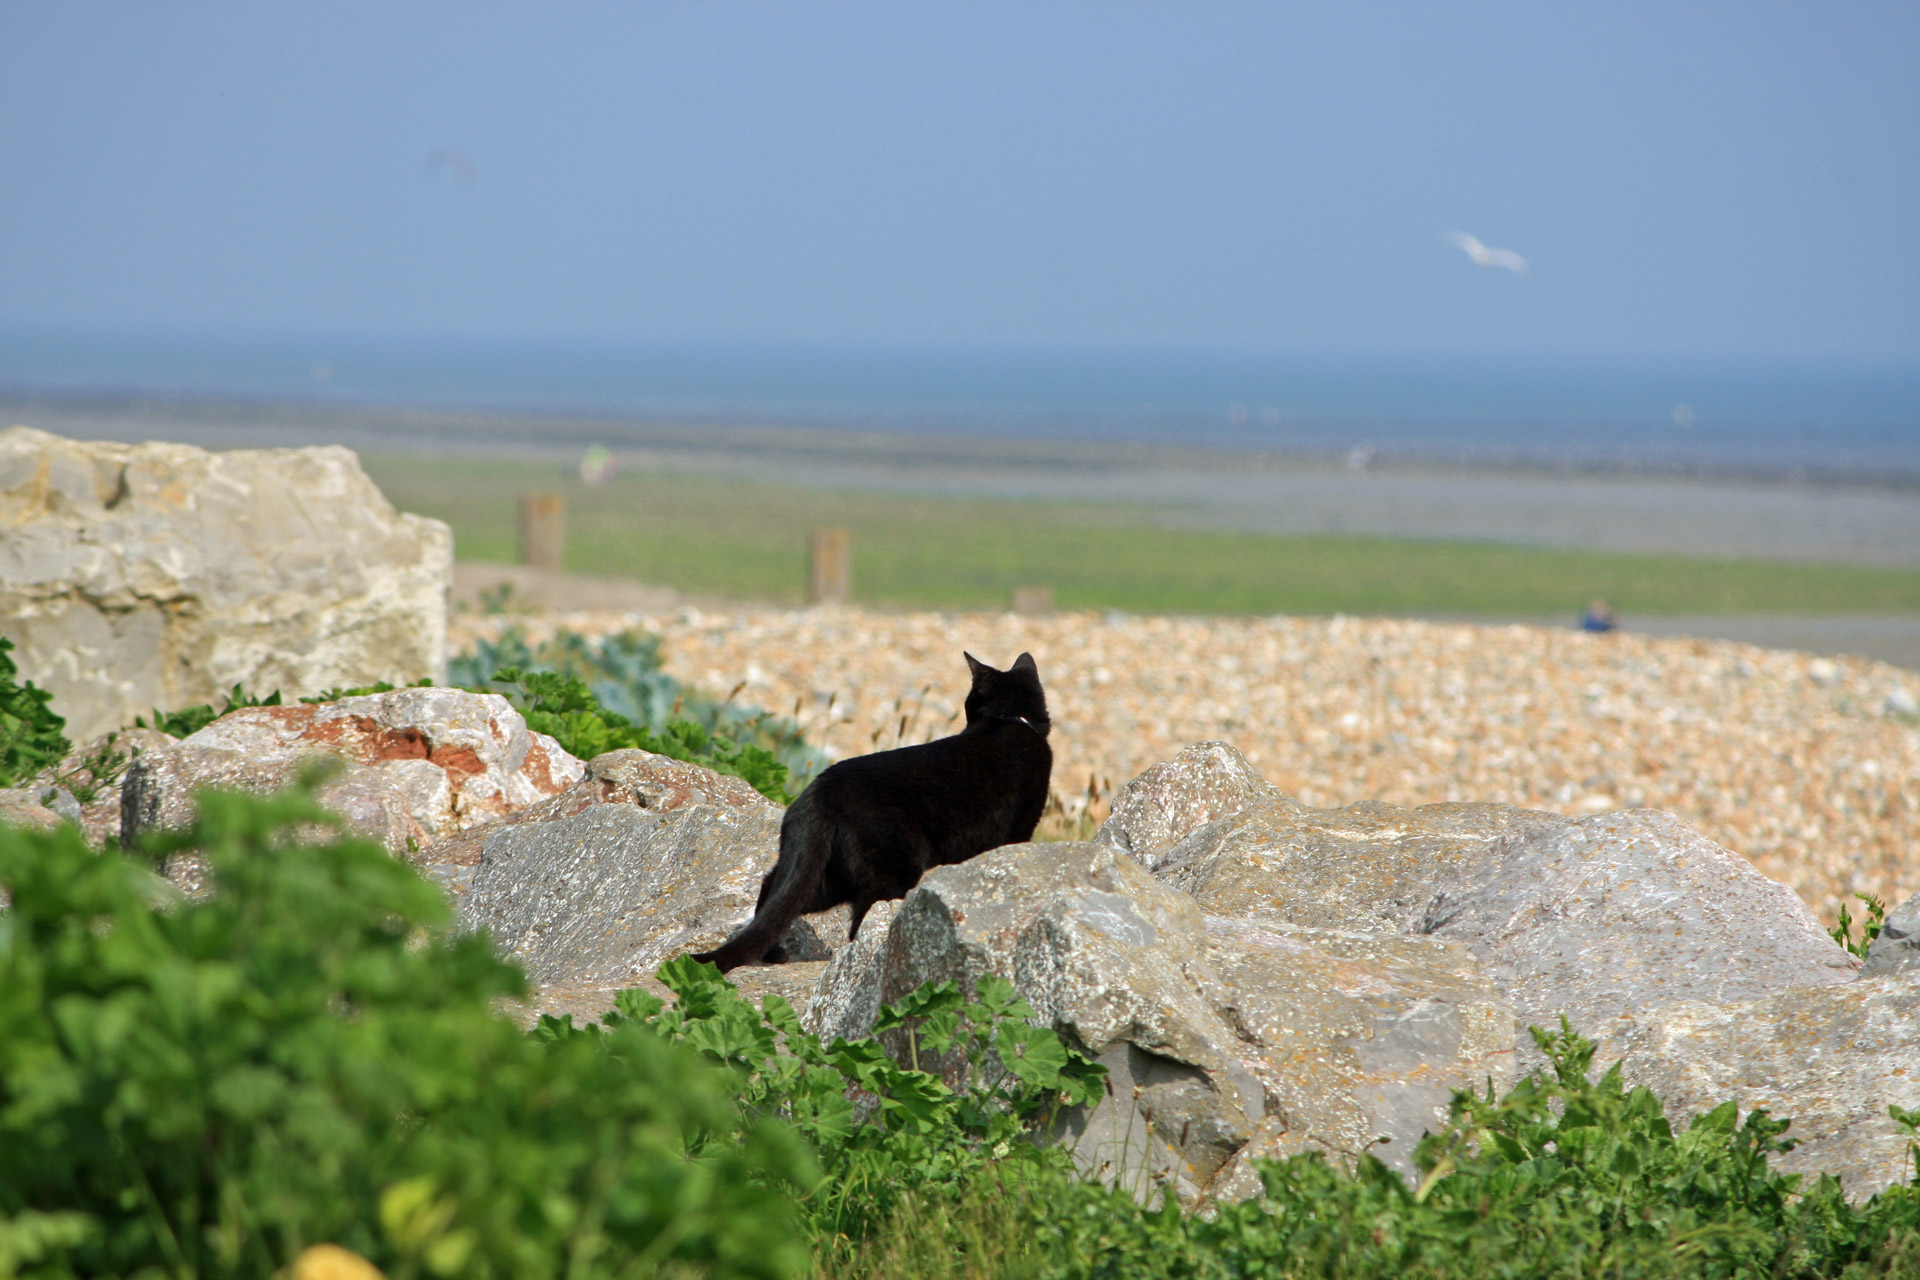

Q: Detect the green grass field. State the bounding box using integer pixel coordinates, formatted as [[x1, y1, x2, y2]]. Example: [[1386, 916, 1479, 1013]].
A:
[[363, 453, 1920, 618]]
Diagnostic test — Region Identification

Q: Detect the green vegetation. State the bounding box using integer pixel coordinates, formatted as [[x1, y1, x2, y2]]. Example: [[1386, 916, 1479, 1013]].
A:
[[2, 776, 1918, 1278], [0, 782, 814, 1279], [452, 628, 827, 800], [0, 638, 68, 788], [362, 454, 1920, 617], [1832, 893, 1890, 959]]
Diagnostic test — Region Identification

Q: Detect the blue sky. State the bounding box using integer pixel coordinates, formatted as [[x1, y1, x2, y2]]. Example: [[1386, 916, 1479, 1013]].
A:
[[1, 2, 1916, 362]]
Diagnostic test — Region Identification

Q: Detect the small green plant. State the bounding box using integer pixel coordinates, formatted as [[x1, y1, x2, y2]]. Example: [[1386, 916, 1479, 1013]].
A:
[[48, 730, 133, 805], [134, 682, 285, 739], [483, 663, 801, 802], [452, 627, 827, 792], [1832, 893, 1889, 959], [0, 637, 69, 788]]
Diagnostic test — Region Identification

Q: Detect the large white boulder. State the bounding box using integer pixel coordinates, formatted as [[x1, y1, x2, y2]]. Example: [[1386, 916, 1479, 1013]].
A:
[[0, 426, 452, 740]]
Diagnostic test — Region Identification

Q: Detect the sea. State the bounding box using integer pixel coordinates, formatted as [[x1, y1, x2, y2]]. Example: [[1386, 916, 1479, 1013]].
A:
[[3, 329, 1917, 481]]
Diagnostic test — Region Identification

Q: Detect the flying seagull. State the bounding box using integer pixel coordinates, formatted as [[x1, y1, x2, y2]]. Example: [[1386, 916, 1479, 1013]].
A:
[[1445, 230, 1528, 275]]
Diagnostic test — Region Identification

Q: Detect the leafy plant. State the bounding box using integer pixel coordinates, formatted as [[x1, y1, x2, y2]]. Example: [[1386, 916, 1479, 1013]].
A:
[[538, 959, 1106, 1250], [452, 627, 826, 792], [1832, 893, 1889, 959], [134, 683, 285, 739], [0, 636, 69, 788], [47, 731, 133, 806], [0, 781, 814, 1279], [482, 662, 801, 802]]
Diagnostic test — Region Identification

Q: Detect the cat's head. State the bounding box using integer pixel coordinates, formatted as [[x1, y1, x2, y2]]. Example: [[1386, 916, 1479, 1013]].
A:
[[962, 651, 1050, 737]]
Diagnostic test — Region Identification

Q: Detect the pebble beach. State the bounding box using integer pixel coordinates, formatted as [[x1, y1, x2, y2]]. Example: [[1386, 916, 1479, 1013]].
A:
[[451, 606, 1920, 925]]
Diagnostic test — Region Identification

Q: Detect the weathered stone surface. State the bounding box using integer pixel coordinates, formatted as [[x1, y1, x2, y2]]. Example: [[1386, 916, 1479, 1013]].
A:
[[0, 787, 63, 833], [419, 747, 768, 874], [1203, 917, 1514, 1196], [456, 797, 785, 987], [1863, 892, 1920, 976], [1156, 792, 1854, 1060], [1156, 795, 1565, 934], [0, 426, 452, 741], [36, 727, 179, 846], [1093, 740, 1284, 870], [120, 689, 581, 856], [805, 840, 1514, 1202], [1425, 809, 1858, 1061], [1601, 977, 1920, 1200]]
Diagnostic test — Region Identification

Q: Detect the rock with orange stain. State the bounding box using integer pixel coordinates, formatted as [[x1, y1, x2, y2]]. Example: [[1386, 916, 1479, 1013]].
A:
[[119, 688, 582, 872]]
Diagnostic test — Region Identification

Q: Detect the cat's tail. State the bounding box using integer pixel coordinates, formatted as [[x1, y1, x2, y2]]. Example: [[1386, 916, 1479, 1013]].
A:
[[690, 802, 831, 974]]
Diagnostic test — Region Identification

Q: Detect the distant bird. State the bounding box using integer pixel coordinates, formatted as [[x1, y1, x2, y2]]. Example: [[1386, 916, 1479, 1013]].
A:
[[423, 147, 476, 184], [1445, 230, 1529, 275]]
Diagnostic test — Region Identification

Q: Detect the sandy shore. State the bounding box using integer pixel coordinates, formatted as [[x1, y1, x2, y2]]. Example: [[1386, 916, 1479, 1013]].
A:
[[452, 604, 1920, 926]]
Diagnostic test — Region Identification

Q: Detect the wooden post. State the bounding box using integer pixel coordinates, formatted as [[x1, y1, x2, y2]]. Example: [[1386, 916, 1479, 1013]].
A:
[[808, 528, 851, 604], [1012, 584, 1055, 616], [519, 492, 565, 570]]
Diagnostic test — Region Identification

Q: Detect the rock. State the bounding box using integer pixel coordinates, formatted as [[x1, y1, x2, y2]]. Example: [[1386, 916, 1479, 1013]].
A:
[[1423, 809, 1859, 1061], [418, 746, 770, 877], [1603, 977, 1920, 1200], [0, 788, 63, 833], [1156, 794, 1854, 1060], [0, 426, 452, 742], [1156, 795, 1565, 934], [1887, 685, 1919, 718], [806, 840, 1514, 1202], [32, 727, 178, 846], [1093, 740, 1283, 870], [1862, 892, 1920, 976], [455, 792, 785, 987], [120, 689, 582, 858]]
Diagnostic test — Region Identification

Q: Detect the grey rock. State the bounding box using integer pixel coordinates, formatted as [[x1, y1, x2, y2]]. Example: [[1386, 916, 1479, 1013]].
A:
[[1426, 809, 1859, 1061], [1602, 977, 1920, 1200], [35, 727, 178, 846], [1863, 892, 1920, 976], [0, 426, 452, 741], [805, 840, 1513, 1202], [457, 798, 785, 987], [1094, 740, 1283, 870], [1156, 790, 1854, 1064], [0, 788, 63, 833], [1157, 794, 1564, 933]]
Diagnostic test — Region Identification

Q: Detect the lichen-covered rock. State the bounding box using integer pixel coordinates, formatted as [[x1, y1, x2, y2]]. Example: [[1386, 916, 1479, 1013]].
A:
[[1601, 977, 1920, 1200], [455, 796, 785, 987], [120, 688, 582, 855], [1093, 740, 1283, 870], [806, 840, 1514, 1202], [1862, 892, 1920, 976], [0, 426, 452, 741]]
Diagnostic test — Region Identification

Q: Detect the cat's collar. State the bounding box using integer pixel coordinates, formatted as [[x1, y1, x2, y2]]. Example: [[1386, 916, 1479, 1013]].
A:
[[989, 712, 1049, 737]]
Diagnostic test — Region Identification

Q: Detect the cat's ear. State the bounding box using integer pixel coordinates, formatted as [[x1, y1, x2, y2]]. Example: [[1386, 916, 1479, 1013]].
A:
[[1010, 652, 1038, 677], [964, 652, 990, 681]]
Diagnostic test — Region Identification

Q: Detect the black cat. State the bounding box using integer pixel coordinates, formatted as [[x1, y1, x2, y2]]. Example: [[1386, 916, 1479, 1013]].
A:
[[692, 651, 1053, 973]]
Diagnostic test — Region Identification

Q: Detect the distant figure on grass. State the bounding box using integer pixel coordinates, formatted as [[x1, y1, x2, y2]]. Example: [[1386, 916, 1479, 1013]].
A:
[[1582, 598, 1619, 633], [691, 652, 1053, 973]]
